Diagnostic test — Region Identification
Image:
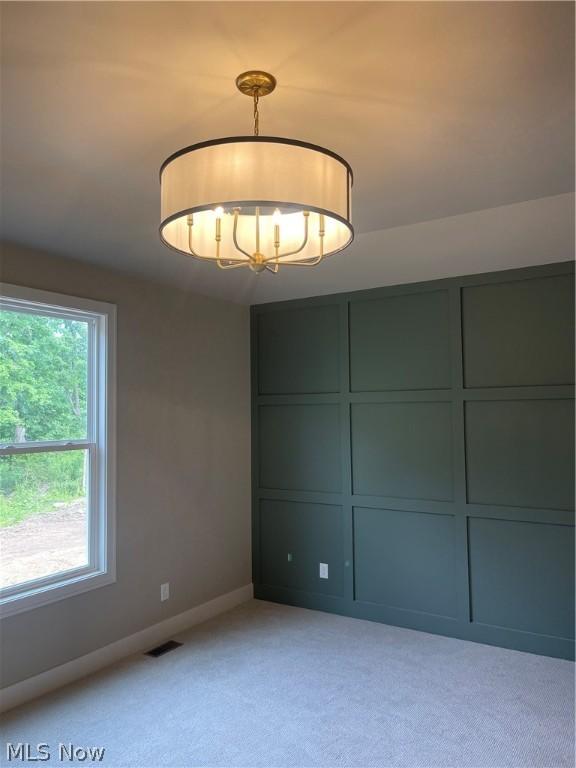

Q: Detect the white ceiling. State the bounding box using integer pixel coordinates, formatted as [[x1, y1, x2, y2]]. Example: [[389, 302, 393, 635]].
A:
[[1, 2, 574, 304]]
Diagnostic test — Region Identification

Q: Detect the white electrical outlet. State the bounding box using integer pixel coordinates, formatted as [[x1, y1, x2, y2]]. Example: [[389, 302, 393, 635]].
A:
[[160, 582, 170, 601], [287, 553, 293, 562], [319, 563, 329, 579]]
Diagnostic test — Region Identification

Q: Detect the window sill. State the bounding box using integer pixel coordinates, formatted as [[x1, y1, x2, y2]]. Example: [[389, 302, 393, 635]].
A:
[[0, 568, 116, 619]]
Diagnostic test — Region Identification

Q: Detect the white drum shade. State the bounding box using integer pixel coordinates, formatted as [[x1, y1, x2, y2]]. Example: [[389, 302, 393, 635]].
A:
[[160, 137, 353, 270]]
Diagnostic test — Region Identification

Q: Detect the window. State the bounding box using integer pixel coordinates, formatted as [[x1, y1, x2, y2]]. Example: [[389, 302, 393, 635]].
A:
[[0, 285, 116, 616]]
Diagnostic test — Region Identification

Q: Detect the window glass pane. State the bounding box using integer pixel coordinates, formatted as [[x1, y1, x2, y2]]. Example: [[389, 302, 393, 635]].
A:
[[0, 450, 88, 589], [0, 309, 88, 443]]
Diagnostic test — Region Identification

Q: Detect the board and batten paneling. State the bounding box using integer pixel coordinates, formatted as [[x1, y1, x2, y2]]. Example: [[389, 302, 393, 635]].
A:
[[349, 290, 452, 391], [251, 262, 575, 659], [258, 404, 341, 493], [351, 401, 454, 501], [354, 507, 458, 619], [259, 499, 345, 597]]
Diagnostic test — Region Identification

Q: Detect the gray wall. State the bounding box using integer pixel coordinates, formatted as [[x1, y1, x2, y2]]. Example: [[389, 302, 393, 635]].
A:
[[251, 261, 575, 660], [0, 242, 251, 688]]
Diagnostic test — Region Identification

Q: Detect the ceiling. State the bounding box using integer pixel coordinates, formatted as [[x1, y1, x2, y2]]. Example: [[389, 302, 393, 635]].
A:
[[1, 2, 574, 304]]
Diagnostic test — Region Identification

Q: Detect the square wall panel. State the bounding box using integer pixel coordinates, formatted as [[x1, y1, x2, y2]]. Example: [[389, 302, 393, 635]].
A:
[[351, 402, 453, 501], [466, 400, 575, 510], [258, 404, 341, 492], [469, 518, 575, 639], [462, 275, 575, 388], [260, 500, 344, 596], [257, 305, 340, 394], [354, 507, 458, 618], [349, 290, 451, 391]]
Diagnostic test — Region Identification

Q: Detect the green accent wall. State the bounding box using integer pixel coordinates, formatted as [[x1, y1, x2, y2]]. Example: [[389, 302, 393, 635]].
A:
[[251, 262, 575, 660]]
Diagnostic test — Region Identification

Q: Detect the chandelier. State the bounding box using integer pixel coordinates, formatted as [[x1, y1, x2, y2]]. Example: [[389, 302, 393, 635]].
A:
[[159, 71, 353, 273]]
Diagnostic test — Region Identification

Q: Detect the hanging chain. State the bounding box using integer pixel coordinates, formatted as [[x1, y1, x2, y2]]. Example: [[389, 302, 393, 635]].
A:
[[253, 90, 260, 136]]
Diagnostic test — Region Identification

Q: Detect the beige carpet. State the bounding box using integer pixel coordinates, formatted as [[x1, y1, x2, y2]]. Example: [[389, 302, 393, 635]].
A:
[[1, 600, 574, 767]]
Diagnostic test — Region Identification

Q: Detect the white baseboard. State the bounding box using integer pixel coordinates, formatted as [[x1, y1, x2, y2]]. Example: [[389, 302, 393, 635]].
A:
[[0, 583, 253, 714]]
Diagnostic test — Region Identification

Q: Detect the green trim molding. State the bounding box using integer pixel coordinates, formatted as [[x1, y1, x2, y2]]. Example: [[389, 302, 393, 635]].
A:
[[251, 261, 575, 660]]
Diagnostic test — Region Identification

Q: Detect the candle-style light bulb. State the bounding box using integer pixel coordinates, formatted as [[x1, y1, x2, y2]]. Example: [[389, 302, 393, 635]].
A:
[[214, 206, 223, 249], [273, 208, 281, 251]]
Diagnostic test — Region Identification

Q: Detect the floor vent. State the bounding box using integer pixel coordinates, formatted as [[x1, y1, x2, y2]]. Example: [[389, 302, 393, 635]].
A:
[[145, 640, 183, 658]]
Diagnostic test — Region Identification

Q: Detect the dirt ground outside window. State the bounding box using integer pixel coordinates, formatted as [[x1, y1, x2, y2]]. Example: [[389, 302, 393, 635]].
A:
[[0, 500, 87, 589]]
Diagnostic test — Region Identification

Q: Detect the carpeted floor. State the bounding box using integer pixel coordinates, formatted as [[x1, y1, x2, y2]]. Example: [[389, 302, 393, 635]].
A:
[[1, 600, 574, 768]]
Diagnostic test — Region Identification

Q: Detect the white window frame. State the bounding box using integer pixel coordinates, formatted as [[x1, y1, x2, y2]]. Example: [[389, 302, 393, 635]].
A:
[[0, 283, 116, 617]]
